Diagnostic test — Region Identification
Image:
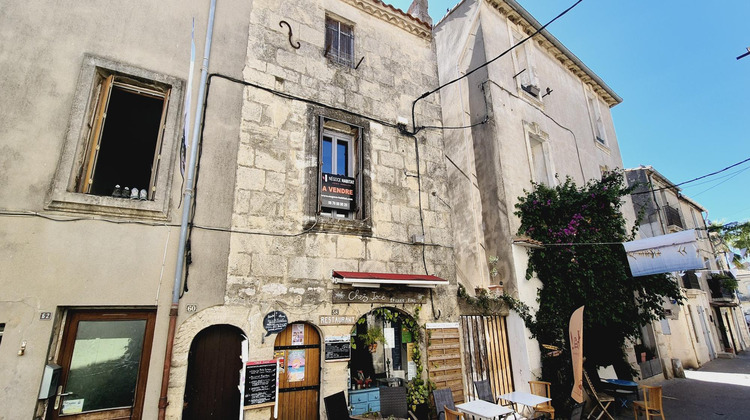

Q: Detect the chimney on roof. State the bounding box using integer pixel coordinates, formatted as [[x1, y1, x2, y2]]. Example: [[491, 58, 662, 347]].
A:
[[407, 0, 432, 26]]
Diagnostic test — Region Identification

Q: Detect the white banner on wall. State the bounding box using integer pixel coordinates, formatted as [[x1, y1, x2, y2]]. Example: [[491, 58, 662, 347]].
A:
[[623, 229, 703, 277]]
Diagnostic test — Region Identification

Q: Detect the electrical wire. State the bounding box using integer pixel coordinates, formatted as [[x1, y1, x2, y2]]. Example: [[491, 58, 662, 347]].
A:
[[690, 165, 750, 198], [632, 157, 750, 195], [410, 0, 585, 134], [485, 80, 586, 181], [0, 209, 451, 248], [209, 73, 399, 129]]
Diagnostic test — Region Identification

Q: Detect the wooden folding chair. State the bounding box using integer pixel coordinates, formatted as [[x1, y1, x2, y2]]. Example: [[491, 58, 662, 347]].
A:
[[583, 370, 614, 420], [445, 405, 466, 420], [633, 385, 665, 420], [529, 380, 555, 419]]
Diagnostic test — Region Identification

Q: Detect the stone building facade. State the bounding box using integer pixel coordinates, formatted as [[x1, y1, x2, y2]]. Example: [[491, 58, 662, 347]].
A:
[[167, 0, 459, 419], [434, 0, 630, 392], [627, 166, 750, 375]]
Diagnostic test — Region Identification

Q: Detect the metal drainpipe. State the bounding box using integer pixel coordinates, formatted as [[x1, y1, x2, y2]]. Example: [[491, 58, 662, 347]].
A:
[[158, 0, 217, 418]]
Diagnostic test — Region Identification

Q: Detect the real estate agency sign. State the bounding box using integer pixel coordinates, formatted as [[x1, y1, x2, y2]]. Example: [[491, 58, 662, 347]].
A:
[[321, 173, 355, 211]]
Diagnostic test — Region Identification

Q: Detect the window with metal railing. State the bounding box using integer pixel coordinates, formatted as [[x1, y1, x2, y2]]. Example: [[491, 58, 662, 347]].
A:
[[664, 205, 684, 229]]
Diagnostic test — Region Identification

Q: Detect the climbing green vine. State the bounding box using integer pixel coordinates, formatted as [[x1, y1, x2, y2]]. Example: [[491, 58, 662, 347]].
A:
[[513, 170, 684, 412], [359, 306, 432, 412]]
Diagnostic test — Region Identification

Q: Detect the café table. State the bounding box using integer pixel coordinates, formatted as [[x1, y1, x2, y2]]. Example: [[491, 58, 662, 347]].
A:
[[456, 399, 515, 419], [601, 378, 638, 408], [497, 391, 551, 418]]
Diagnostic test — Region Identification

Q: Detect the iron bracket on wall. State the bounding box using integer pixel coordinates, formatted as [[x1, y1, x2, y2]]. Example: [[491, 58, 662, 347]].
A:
[[279, 20, 301, 49]]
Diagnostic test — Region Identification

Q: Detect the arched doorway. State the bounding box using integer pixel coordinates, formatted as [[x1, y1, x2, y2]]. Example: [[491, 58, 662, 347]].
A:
[[183, 324, 244, 420], [274, 322, 321, 420], [348, 308, 419, 415]]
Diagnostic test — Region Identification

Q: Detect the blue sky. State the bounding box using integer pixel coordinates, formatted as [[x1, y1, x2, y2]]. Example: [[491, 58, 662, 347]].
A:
[[390, 0, 750, 225]]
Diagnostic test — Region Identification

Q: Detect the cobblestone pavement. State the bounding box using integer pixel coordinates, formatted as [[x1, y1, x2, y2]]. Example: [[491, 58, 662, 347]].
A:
[[608, 351, 750, 419]]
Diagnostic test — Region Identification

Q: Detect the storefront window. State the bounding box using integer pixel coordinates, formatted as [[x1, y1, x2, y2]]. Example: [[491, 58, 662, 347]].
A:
[[349, 308, 417, 390]]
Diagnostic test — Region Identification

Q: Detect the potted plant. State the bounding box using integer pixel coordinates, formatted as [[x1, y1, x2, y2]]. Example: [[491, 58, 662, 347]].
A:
[[359, 326, 385, 353]]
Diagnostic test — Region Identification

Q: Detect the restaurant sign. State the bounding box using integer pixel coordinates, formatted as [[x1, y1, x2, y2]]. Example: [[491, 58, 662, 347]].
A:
[[332, 288, 427, 304], [321, 173, 355, 211]]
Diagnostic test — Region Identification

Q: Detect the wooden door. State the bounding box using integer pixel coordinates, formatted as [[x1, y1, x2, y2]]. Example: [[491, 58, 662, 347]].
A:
[[48, 309, 155, 420], [183, 325, 243, 420], [274, 323, 321, 420]]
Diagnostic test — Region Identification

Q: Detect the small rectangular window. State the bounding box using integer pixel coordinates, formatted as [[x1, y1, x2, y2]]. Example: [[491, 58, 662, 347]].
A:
[[587, 95, 607, 145], [77, 73, 170, 200], [325, 16, 354, 67], [0, 323, 4, 347], [318, 118, 361, 219], [512, 31, 540, 99]]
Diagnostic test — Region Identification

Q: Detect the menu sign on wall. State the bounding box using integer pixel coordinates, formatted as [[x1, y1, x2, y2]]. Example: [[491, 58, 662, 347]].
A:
[[244, 360, 279, 408], [324, 335, 351, 362], [321, 173, 355, 211]]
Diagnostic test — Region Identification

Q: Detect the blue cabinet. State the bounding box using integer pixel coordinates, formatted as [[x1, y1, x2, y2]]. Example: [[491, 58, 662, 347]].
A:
[[349, 388, 380, 416]]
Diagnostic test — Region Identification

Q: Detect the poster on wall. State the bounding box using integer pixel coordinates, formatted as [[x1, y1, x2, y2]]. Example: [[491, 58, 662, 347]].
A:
[[287, 349, 306, 382], [291, 324, 304, 346]]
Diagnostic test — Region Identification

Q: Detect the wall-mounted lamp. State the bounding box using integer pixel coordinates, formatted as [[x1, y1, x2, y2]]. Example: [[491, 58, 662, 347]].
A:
[[18, 340, 27, 356], [542, 87, 554, 98]]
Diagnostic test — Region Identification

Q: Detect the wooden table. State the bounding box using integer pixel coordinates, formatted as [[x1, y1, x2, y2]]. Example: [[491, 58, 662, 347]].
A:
[[456, 399, 515, 419], [498, 391, 551, 417]]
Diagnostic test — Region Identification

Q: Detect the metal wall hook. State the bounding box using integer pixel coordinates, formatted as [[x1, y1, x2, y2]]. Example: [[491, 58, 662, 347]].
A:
[[279, 21, 300, 49]]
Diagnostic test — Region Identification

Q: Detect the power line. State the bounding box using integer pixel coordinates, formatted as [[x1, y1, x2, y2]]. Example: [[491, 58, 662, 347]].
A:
[[410, 0, 585, 133], [691, 165, 750, 198], [632, 156, 750, 195]]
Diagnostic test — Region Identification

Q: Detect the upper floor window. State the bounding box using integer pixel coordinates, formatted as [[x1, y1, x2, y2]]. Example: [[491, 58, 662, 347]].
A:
[[325, 16, 354, 67], [319, 118, 361, 219], [587, 94, 607, 146], [77, 73, 170, 199], [524, 122, 553, 185], [47, 55, 182, 219], [511, 30, 540, 100]]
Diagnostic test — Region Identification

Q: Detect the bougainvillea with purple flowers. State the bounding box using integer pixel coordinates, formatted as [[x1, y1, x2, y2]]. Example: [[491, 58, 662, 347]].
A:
[[513, 170, 683, 413]]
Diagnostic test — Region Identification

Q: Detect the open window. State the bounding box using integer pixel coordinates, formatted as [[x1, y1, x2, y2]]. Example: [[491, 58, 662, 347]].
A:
[[77, 73, 170, 199], [47, 55, 182, 219]]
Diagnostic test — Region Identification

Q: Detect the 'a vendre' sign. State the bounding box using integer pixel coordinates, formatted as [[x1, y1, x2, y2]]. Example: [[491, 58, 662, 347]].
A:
[[321, 173, 355, 211]]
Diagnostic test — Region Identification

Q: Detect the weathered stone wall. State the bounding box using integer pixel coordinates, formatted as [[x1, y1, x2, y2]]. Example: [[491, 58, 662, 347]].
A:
[[169, 0, 458, 418]]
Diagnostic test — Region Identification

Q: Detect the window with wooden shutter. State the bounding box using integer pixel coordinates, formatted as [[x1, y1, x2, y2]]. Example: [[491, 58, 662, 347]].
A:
[[78, 73, 170, 200]]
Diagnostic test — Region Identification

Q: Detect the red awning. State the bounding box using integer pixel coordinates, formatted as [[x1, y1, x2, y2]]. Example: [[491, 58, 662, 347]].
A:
[[331, 271, 448, 289]]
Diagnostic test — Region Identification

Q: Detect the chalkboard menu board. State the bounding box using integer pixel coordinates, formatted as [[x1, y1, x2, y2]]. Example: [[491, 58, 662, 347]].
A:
[[324, 335, 351, 362], [244, 360, 278, 408]]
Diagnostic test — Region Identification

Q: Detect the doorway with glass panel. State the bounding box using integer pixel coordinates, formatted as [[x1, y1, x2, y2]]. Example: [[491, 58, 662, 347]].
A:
[[47, 309, 156, 420]]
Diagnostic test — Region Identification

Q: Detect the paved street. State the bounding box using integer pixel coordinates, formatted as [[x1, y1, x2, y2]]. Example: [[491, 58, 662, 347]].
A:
[[609, 351, 750, 419]]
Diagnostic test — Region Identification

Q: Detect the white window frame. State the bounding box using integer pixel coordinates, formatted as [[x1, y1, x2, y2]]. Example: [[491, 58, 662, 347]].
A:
[[47, 55, 183, 220], [586, 92, 608, 147], [523, 122, 554, 186], [320, 128, 355, 219], [510, 28, 541, 101]]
